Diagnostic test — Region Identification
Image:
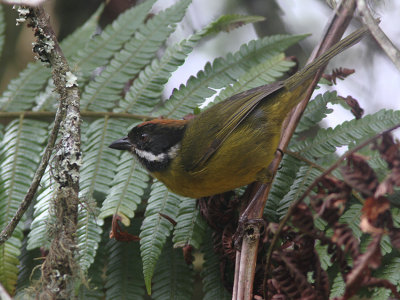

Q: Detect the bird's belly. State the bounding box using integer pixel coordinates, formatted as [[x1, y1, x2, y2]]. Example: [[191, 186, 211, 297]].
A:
[[153, 131, 279, 198]]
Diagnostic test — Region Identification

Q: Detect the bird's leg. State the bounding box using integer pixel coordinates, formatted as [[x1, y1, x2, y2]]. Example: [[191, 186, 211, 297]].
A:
[[233, 148, 283, 248], [233, 185, 266, 249]]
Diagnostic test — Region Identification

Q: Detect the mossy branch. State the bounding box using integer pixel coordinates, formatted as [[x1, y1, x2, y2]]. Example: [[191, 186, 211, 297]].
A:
[[0, 111, 154, 121], [7, 5, 82, 299]]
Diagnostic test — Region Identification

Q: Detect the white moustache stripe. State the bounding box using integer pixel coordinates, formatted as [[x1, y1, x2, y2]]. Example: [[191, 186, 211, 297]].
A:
[[134, 143, 181, 162], [135, 149, 166, 162]]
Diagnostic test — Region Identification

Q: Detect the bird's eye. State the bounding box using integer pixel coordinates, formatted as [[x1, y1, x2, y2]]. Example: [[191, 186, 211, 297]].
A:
[[140, 133, 149, 142]]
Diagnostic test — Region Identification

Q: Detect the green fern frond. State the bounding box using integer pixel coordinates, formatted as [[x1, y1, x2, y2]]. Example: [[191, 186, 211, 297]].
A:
[[0, 5, 102, 112], [0, 119, 47, 294], [16, 238, 41, 293], [172, 197, 207, 249], [27, 168, 55, 250], [77, 233, 108, 299], [315, 241, 331, 270], [77, 202, 103, 272], [80, 118, 130, 197], [140, 181, 182, 294], [292, 109, 400, 160], [266, 154, 304, 222], [73, 0, 155, 77], [372, 255, 400, 299], [203, 14, 265, 34], [105, 219, 145, 299], [80, 0, 191, 111], [32, 5, 104, 111], [151, 239, 194, 300], [0, 4, 4, 59], [380, 234, 392, 256], [100, 152, 149, 220], [0, 64, 50, 112], [339, 203, 362, 239], [211, 54, 295, 106], [201, 229, 231, 300], [160, 34, 307, 118], [330, 272, 345, 298], [117, 13, 266, 114], [32, 79, 57, 111], [277, 165, 321, 218], [0, 237, 21, 295], [62, 4, 105, 61], [295, 91, 339, 134]]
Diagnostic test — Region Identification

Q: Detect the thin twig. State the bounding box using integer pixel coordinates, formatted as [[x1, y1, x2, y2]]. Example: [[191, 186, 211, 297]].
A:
[[284, 149, 326, 172], [0, 113, 152, 243], [0, 105, 64, 245], [357, 0, 400, 71], [264, 122, 400, 281]]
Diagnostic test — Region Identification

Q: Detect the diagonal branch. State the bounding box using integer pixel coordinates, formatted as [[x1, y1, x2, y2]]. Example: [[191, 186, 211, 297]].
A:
[[0, 104, 64, 245], [233, 1, 359, 299]]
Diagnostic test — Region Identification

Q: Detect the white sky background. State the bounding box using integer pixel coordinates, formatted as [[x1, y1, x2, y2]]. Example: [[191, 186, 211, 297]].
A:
[[154, 0, 400, 132]]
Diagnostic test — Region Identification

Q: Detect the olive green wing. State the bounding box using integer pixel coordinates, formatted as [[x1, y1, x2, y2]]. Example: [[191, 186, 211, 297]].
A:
[[188, 81, 284, 172]]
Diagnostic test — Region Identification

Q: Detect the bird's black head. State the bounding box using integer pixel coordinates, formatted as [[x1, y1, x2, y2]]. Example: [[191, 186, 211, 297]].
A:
[[109, 119, 187, 172]]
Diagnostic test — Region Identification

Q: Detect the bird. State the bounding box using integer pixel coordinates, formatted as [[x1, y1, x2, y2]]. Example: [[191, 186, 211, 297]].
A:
[[109, 27, 367, 198]]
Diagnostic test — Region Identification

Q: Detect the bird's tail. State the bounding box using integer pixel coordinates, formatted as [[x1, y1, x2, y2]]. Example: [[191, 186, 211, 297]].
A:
[[284, 26, 369, 91]]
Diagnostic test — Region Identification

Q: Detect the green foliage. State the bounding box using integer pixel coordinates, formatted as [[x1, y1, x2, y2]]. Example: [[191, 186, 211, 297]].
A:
[[140, 181, 182, 294], [99, 152, 149, 220], [172, 197, 207, 249], [1, 0, 399, 298], [152, 239, 195, 300], [203, 14, 265, 34], [0, 5, 102, 112], [77, 202, 103, 272], [201, 231, 231, 300], [116, 14, 260, 115], [330, 272, 346, 298], [80, 0, 191, 111], [161, 34, 307, 118], [74, 0, 155, 77], [277, 165, 321, 218], [211, 54, 295, 105], [80, 118, 129, 197], [265, 154, 303, 221], [372, 255, 400, 299], [292, 109, 400, 159], [0, 63, 50, 111], [27, 168, 55, 250], [0, 119, 48, 294], [16, 237, 41, 293], [105, 219, 146, 300], [294, 91, 339, 134]]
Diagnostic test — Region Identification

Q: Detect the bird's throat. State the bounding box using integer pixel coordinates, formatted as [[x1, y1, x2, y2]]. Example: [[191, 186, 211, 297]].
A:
[[134, 143, 180, 172]]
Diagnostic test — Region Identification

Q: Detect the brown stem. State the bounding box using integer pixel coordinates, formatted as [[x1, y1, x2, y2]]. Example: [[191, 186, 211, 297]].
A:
[[233, 1, 359, 299]]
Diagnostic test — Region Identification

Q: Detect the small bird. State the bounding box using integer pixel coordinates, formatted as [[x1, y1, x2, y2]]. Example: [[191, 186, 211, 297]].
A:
[[110, 27, 367, 198]]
